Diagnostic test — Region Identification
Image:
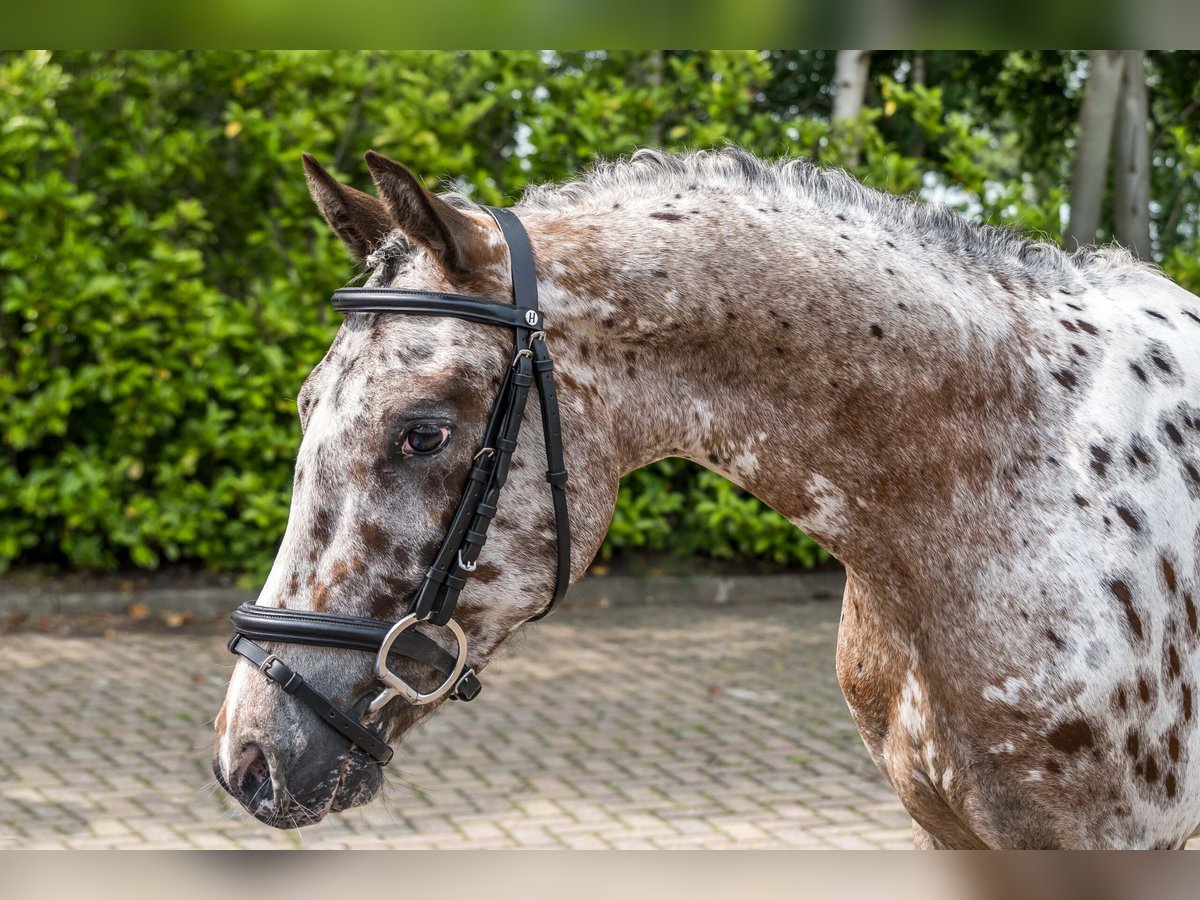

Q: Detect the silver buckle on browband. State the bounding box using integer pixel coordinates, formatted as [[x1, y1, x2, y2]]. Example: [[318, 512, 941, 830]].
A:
[[368, 614, 469, 712]]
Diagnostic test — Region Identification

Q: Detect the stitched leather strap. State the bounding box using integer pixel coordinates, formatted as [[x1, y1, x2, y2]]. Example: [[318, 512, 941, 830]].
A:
[[228, 634, 395, 765], [331, 289, 543, 330], [527, 336, 571, 619], [484, 207, 571, 620]]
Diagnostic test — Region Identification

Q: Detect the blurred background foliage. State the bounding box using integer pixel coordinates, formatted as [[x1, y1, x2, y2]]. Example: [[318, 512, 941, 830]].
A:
[[1, 50, 1198, 579]]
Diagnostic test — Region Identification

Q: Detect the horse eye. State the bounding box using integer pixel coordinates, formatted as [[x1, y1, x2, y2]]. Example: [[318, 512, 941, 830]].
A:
[[402, 423, 451, 456]]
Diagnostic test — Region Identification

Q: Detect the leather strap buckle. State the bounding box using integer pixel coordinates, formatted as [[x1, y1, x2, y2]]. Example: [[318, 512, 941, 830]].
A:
[[452, 668, 482, 702]]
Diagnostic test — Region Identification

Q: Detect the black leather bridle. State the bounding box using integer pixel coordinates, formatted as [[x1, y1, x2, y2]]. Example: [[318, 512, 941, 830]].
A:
[[226, 207, 570, 765]]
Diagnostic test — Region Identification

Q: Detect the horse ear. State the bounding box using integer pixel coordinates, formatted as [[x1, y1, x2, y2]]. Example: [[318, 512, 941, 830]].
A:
[[364, 151, 490, 274], [302, 153, 395, 264]]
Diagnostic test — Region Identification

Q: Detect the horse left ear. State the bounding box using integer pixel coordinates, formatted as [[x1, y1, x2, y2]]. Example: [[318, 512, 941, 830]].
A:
[[364, 151, 491, 274]]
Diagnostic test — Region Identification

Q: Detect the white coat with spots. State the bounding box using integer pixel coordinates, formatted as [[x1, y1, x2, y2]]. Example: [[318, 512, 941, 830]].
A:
[[214, 148, 1200, 847]]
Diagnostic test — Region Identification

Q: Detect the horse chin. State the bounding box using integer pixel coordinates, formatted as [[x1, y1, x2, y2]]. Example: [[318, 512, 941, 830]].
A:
[[327, 754, 385, 814], [271, 752, 384, 827], [212, 749, 384, 829]]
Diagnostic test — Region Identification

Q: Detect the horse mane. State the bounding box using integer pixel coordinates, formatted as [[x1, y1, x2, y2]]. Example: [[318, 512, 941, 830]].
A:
[[512, 146, 1158, 288]]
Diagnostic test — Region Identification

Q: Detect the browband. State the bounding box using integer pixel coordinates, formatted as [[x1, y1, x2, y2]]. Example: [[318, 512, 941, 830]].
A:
[[331, 290, 542, 330]]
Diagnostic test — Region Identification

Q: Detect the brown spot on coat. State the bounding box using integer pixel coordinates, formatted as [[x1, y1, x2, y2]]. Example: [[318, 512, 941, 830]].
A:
[[312, 582, 330, 609], [360, 520, 388, 553], [1163, 558, 1178, 594], [393, 543, 414, 570], [472, 562, 501, 584], [310, 506, 335, 544], [1115, 507, 1141, 531], [649, 211, 684, 222], [1047, 719, 1095, 754], [1110, 580, 1144, 640], [1052, 370, 1077, 390]]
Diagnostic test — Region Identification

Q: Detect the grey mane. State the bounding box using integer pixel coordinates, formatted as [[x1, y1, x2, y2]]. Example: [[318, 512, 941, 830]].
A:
[[516, 147, 1157, 289]]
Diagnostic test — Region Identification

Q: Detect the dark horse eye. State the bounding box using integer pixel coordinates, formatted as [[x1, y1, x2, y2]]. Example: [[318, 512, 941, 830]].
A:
[[402, 423, 450, 456]]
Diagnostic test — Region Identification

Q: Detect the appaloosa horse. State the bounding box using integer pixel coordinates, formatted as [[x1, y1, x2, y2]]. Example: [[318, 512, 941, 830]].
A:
[[213, 147, 1200, 848]]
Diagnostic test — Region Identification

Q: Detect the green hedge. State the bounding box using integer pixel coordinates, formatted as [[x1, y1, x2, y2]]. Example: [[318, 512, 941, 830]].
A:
[[2, 51, 1196, 577]]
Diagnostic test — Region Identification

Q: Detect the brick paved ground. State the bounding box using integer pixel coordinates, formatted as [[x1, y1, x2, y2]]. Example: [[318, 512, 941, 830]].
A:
[[0, 600, 913, 849]]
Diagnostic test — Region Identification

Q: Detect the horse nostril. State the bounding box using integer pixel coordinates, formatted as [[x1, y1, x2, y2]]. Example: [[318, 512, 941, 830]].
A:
[[233, 743, 274, 809]]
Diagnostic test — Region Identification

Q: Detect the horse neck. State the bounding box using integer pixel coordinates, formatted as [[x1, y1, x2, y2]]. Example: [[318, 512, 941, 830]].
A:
[[526, 196, 1050, 582]]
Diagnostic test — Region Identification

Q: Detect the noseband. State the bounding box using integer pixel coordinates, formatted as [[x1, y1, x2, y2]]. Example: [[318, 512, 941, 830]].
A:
[[226, 207, 570, 765]]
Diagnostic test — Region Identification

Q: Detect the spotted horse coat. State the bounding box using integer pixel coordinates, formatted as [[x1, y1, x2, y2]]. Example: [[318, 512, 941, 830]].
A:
[[213, 147, 1200, 846]]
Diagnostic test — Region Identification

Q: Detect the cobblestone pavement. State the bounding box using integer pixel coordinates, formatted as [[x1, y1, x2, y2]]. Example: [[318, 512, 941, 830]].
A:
[[0, 600, 913, 849]]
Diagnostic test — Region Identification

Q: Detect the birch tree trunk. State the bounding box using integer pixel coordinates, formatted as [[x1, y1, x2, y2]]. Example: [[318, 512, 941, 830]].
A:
[[646, 50, 664, 148], [1112, 50, 1152, 259], [833, 50, 871, 165], [1065, 51, 1125, 250], [833, 50, 871, 121]]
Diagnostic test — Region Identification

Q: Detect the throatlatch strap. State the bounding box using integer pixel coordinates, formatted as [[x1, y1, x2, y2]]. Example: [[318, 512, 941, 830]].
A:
[[485, 206, 572, 619], [527, 337, 571, 619]]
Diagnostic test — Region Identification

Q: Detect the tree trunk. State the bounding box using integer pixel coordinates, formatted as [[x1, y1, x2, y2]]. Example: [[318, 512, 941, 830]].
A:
[[1112, 50, 1152, 259], [910, 52, 926, 88], [833, 50, 871, 165], [833, 50, 871, 121], [1065, 51, 1125, 251], [909, 52, 927, 159], [646, 50, 664, 148]]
